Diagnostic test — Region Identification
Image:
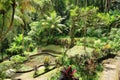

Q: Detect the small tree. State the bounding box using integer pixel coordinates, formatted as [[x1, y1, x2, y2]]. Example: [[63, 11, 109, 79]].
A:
[[28, 11, 65, 46]]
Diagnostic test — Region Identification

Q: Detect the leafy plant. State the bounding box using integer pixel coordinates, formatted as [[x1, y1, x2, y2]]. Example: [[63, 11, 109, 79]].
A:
[[108, 28, 120, 52], [28, 11, 65, 45], [23, 36, 35, 52], [43, 56, 50, 71], [10, 55, 27, 63], [59, 66, 78, 80], [0, 61, 14, 79], [6, 34, 24, 56], [6, 44, 23, 56]]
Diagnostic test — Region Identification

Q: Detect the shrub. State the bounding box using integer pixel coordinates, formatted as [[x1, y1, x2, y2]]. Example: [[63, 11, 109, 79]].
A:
[[10, 55, 27, 63], [24, 36, 35, 52], [59, 66, 78, 80], [6, 34, 24, 56], [28, 11, 65, 45], [6, 44, 23, 56], [0, 61, 14, 79], [43, 56, 51, 71], [108, 28, 120, 52]]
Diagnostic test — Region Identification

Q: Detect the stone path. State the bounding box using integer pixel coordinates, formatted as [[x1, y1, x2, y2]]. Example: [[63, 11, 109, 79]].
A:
[[100, 54, 120, 80]]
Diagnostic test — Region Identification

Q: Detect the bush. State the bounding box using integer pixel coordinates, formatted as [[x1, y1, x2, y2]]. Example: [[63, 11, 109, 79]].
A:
[[0, 61, 14, 79], [6, 34, 24, 56], [24, 36, 35, 52], [28, 11, 65, 45], [43, 56, 51, 71], [10, 55, 27, 63], [6, 44, 23, 56], [108, 28, 120, 52]]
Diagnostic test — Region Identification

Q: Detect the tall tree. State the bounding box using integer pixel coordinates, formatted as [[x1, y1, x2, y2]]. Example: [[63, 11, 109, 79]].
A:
[[0, 0, 16, 42]]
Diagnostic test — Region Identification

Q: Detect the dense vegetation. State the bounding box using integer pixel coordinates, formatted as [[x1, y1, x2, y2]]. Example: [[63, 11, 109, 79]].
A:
[[0, 0, 120, 80]]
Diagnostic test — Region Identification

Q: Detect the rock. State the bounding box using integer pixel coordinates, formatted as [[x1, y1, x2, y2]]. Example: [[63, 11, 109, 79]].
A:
[[100, 59, 119, 80], [6, 69, 16, 78], [66, 46, 93, 57], [104, 64, 116, 70]]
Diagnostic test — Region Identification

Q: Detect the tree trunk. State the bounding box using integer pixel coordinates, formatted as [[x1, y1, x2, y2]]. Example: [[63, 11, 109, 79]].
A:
[[69, 21, 75, 48], [0, 0, 16, 42], [105, 0, 111, 12], [0, 43, 3, 61]]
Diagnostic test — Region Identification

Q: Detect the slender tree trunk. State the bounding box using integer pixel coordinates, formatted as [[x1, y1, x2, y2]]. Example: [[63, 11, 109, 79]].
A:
[[83, 24, 87, 52], [0, 43, 3, 61], [69, 20, 75, 48], [0, 0, 16, 42], [76, 0, 79, 6], [2, 12, 5, 31], [105, 0, 111, 12], [83, 0, 88, 52], [0, 12, 5, 61]]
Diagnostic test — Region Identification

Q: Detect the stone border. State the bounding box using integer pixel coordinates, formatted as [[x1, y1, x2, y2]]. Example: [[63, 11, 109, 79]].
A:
[[16, 64, 56, 73]]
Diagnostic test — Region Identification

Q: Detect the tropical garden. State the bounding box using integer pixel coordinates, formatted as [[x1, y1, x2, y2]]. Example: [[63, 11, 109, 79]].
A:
[[0, 0, 120, 80]]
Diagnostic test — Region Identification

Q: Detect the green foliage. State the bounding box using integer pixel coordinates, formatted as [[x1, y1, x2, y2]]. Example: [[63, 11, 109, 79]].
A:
[[0, 0, 12, 12], [28, 11, 65, 45], [97, 13, 112, 25], [0, 61, 14, 71], [57, 52, 70, 66], [10, 55, 27, 63], [69, 6, 118, 37], [24, 36, 35, 52], [109, 10, 120, 17], [6, 44, 23, 55], [108, 28, 120, 52], [6, 34, 24, 56], [6, 33, 35, 56], [69, 6, 104, 37], [0, 61, 14, 79], [53, 52, 102, 80], [93, 40, 105, 49], [33, 0, 52, 16], [14, 34, 23, 45], [50, 72, 61, 80], [43, 56, 50, 70], [52, 0, 66, 16], [1, 1, 120, 80]]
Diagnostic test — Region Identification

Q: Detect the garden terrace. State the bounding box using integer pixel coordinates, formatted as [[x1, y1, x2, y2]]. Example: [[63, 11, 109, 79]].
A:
[[0, 0, 120, 80]]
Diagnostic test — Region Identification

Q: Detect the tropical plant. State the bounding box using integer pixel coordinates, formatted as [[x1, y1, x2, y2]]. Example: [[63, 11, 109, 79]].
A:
[[28, 11, 65, 45], [6, 34, 24, 57], [59, 66, 78, 80]]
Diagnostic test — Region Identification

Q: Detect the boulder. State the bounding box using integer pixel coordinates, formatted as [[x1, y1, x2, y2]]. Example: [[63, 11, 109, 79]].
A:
[[66, 46, 93, 57], [6, 69, 16, 78], [100, 59, 119, 80]]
